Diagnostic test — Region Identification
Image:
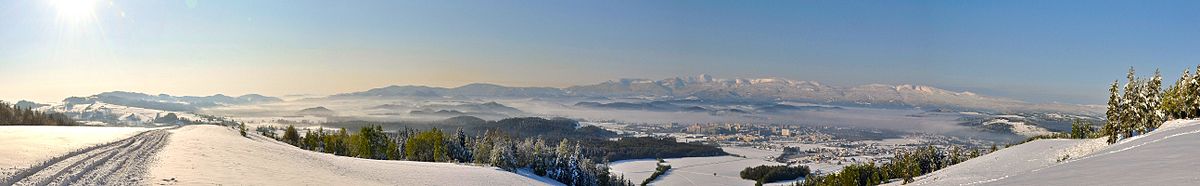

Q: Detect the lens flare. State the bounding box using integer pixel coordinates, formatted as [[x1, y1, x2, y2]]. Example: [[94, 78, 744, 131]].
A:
[[48, 0, 99, 26]]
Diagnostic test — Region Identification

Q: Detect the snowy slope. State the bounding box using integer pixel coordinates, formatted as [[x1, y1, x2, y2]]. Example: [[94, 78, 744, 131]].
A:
[[901, 119, 1200, 186], [0, 126, 155, 177], [147, 125, 557, 186], [610, 147, 787, 186]]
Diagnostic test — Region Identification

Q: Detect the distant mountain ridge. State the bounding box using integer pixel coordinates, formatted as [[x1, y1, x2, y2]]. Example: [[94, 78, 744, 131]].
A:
[[63, 91, 283, 111], [330, 83, 565, 98], [329, 75, 1101, 115]]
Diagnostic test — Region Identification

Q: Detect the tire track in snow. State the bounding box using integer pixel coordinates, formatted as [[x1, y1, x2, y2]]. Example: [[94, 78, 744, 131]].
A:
[[2, 128, 171, 186]]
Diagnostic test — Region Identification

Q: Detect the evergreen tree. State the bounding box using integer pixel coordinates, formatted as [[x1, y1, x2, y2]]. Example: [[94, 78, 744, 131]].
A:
[[405, 128, 449, 162], [1105, 80, 1121, 143], [1146, 69, 1164, 130], [282, 125, 301, 145], [473, 130, 495, 165], [532, 137, 549, 175], [446, 128, 470, 162], [335, 128, 350, 156], [1190, 65, 1200, 118], [386, 139, 401, 160], [1119, 67, 1138, 139], [1181, 68, 1195, 119]]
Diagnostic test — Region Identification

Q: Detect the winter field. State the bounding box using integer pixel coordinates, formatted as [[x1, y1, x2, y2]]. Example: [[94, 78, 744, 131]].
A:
[[148, 125, 556, 186], [610, 147, 796, 186], [1, 125, 557, 186], [899, 119, 1200, 186], [0, 126, 155, 178]]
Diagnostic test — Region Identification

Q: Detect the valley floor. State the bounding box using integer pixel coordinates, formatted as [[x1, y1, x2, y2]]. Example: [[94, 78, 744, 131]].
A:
[[610, 147, 796, 186]]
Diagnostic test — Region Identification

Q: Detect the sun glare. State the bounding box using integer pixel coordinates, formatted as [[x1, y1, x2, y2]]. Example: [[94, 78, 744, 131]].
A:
[[48, 0, 99, 25]]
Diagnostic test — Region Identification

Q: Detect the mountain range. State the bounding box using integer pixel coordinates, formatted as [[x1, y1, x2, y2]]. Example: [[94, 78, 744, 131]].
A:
[[62, 91, 283, 112], [329, 75, 1101, 115]]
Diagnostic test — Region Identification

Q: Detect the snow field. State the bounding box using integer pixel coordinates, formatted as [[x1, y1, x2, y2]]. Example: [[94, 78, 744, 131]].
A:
[[610, 147, 790, 186], [147, 125, 556, 186], [901, 119, 1200, 186], [0, 126, 155, 177]]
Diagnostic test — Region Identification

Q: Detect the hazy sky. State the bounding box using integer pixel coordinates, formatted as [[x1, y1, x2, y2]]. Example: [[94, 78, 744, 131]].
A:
[[2, 0, 1199, 104]]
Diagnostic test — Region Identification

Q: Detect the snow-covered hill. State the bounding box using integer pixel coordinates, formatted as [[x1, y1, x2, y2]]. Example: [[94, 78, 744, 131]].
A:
[[900, 119, 1200, 186], [980, 118, 1055, 137], [38, 102, 206, 126], [148, 125, 557, 186], [1, 125, 557, 185]]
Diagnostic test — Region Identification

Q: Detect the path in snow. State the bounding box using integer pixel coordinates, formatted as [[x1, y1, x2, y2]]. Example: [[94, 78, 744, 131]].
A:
[[0, 126, 155, 176], [1, 128, 171, 186]]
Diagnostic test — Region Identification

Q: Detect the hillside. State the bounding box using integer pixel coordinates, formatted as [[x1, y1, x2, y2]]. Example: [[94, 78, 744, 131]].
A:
[[0, 125, 556, 185], [148, 125, 556, 185], [899, 119, 1200, 186]]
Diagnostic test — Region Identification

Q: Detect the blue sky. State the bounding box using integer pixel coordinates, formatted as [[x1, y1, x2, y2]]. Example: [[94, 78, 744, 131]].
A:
[[2, 0, 1199, 103]]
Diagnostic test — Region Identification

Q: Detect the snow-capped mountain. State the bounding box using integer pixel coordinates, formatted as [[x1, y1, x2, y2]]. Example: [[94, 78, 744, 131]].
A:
[[326, 74, 1100, 115], [565, 75, 1099, 114]]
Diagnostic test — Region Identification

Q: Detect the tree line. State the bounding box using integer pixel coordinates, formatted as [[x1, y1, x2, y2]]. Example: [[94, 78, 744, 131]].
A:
[[1102, 66, 1200, 143], [324, 116, 727, 161], [261, 124, 635, 186], [740, 165, 810, 185], [794, 146, 983, 186], [0, 101, 76, 125]]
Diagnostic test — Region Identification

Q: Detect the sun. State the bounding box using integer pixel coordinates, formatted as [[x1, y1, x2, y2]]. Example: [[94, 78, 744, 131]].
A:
[[48, 0, 100, 25]]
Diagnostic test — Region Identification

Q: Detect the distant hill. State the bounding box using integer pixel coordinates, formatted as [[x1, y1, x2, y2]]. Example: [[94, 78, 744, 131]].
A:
[[297, 107, 336, 117], [325, 116, 613, 141], [13, 100, 49, 110], [573, 100, 839, 114], [370, 102, 525, 118], [62, 91, 282, 112], [329, 83, 566, 98]]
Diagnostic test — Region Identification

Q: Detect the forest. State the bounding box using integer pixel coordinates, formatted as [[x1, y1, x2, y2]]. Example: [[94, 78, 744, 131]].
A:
[[324, 116, 727, 161], [0, 100, 76, 125], [259, 123, 637, 186]]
